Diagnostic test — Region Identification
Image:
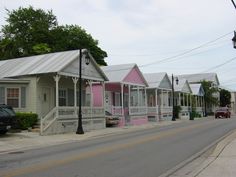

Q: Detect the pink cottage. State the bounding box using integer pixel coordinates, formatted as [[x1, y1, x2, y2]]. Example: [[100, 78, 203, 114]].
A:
[[93, 64, 149, 126]]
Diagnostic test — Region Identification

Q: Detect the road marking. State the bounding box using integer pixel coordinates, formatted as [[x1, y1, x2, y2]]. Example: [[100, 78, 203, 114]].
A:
[[1, 121, 214, 177]]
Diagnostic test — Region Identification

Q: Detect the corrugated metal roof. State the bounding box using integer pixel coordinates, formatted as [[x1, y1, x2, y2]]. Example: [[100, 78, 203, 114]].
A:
[[178, 73, 220, 85], [170, 77, 192, 93], [144, 72, 167, 88], [0, 50, 108, 81], [0, 50, 78, 78], [101, 63, 135, 82], [190, 83, 204, 96]]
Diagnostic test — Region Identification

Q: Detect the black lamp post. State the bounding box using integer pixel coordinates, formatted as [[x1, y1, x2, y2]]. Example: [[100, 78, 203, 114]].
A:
[[232, 31, 236, 49], [76, 49, 90, 134], [172, 74, 179, 121]]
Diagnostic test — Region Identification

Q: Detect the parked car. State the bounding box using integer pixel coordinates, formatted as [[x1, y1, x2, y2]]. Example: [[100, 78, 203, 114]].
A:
[[105, 111, 119, 127], [215, 107, 231, 119], [0, 104, 17, 134]]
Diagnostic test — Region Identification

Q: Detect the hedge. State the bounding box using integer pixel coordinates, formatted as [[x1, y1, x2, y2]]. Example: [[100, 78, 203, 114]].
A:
[[15, 112, 38, 130]]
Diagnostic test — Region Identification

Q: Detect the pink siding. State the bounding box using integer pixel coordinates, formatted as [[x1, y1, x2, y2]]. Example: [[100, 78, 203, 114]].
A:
[[92, 84, 103, 107], [123, 67, 146, 85]]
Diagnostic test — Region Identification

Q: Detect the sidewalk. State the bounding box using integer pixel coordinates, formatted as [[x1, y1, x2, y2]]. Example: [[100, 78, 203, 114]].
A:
[[0, 120, 181, 154]]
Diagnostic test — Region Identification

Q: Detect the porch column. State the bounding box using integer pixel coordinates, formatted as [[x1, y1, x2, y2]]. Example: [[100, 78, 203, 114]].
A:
[[145, 87, 147, 114], [137, 86, 140, 107], [190, 94, 192, 107], [128, 85, 131, 116], [183, 93, 185, 106], [54, 75, 61, 117], [89, 81, 93, 126], [186, 94, 189, 107], [178, 93, 181, 106], [195, 96, 198, 107], [121, 83, 124, 116], [161, 89, 164, 107], [72, 77, 78, 115], [155, 88, 158, 113], [102, 82, 105, 115]]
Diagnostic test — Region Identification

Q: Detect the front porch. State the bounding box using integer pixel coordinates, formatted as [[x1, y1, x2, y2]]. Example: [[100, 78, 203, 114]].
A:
[[104, 83, 148, 126]]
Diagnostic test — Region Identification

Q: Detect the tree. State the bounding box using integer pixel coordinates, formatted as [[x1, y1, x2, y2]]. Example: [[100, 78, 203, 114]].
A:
[[201, 80, 219, 115], [220, 89, 231, 107], [0, 6, 107, 65]]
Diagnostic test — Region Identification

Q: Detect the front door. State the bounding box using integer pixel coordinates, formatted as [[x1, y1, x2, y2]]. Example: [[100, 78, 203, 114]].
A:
[[105, 91, 112, 113], [41, 87, 51, 117]]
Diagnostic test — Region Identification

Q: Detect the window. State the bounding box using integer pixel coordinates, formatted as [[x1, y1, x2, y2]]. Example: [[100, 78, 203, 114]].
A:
[[7, 88, 19, 108], [59, 89, 67, 106]]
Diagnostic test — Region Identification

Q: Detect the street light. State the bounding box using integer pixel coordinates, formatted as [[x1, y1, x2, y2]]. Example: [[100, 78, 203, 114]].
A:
[[76, 49, 90, 134], [232, 31, 236, 49], [172, 74, 179, 121]]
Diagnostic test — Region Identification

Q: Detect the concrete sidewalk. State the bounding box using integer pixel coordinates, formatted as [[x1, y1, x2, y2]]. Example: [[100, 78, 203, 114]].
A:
[[0, 120, 181, 154]]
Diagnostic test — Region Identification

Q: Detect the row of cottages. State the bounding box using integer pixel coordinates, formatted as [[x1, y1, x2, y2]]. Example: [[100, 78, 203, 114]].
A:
[[178, 73, 220, 114], [0, 50, 109, 135], [0, 50, 211, 135]]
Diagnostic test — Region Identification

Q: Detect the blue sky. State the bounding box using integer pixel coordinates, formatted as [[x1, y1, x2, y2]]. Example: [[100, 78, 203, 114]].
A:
[[1, 0, 236, 90]]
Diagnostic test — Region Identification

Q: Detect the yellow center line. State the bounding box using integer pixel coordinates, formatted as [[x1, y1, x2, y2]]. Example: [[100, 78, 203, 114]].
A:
[[1, 122, 212, 177]]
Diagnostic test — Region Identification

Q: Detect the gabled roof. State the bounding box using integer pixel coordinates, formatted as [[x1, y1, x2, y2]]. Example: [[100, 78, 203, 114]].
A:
[[190, 83, 204, 96], [144, 72, 172, 90], [171, 78, 192, 93], [0, 50, 108, 81], [101, 63, 148, 86], [178, 73, 220, 85]]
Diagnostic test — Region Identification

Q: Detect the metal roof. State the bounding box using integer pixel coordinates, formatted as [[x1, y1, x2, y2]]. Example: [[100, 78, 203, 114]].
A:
[[177, 73, 220, 85], [144, 72, 171, 89], [189, 83, 204, 96], [0, 50, 108, 81], [101, 63, 148, 86]]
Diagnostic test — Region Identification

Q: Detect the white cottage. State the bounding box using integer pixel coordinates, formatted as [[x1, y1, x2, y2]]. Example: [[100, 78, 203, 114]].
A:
[[0, 50, 108, 135], [173, 78, 192, 119], [189, 83, 205, 116], [144, 72, 172, 121], [178, 73, 220, 113]]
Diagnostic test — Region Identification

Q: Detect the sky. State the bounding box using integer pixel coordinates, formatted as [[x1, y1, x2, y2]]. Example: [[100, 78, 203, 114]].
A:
[[1, 0, 236, 91]]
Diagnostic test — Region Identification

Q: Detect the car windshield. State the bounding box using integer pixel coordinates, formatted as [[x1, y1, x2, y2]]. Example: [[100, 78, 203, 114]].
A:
[[1, 107, 15, 116]]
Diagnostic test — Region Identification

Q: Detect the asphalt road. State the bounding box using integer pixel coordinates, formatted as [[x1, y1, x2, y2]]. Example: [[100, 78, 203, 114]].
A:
[[1, 117, 236, 177]]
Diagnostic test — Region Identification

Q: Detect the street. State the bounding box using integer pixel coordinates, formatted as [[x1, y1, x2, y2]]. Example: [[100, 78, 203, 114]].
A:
[[1, 117, 236, 177]]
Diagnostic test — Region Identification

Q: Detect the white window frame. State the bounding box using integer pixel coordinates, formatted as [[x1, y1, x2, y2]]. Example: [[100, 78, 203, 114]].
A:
[[5, 87, 21, 108], [59, 89, 67, 106]]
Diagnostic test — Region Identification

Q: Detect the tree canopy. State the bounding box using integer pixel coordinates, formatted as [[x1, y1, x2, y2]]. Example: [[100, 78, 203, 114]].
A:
[[0, 6, 107, 65], [220, 89, 231, 107], [201, 80, 219, 113]]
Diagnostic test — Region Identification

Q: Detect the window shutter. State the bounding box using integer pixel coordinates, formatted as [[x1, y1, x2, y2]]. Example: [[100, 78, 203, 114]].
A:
[[67, 89, 74, 106], [21, 87, 26, 108], [0, 87, 5, 104]]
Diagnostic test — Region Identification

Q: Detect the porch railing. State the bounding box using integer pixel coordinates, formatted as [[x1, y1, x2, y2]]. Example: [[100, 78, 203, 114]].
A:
[[111, 106, 123, 116], [161, 106, 172, 114], [41, 106, 105, 134], [147, 106, 158, 114], [196, 107, 203, 112], [181, 106, 190, 112], [129, 106, 147, 115]]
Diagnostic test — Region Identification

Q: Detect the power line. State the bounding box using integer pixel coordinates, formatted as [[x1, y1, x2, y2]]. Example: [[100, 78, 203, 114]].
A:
[[201, 56, 236, 73], [139, 31, 233, 67]]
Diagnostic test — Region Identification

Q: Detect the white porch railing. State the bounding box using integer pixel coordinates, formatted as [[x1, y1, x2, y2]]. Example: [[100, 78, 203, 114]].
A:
[[161, 106, 172, 114], [129, 106, 147, 115], [196, 107, 203, 112], [147, 106, 158, 114], [112, 106, 123, 116], [41, 106, 105, 134], [181, 106, 190, 112]]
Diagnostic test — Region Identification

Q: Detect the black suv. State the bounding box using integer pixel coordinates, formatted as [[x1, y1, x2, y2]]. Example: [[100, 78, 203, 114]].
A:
[[0, 104, 16, 134]]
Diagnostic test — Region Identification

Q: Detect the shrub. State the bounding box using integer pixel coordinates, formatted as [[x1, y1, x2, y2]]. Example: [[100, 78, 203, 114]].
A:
[[174, 106, 182, 119], [15, 112, 38, 130]]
